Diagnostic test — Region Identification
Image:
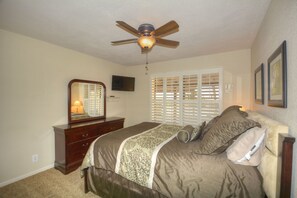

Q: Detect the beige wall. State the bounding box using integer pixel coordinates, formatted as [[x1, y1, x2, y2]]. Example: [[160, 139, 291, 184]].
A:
[[0, 29, 127, 185], [125, 49, 251, 127], [251, 0, 297, 196]]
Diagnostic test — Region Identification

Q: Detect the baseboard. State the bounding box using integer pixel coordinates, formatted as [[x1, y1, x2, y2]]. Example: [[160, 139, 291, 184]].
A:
[[0, 163, 54, 187]]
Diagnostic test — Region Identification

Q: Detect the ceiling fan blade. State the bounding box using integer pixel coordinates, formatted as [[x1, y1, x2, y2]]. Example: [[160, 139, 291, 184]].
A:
[[155, 38, 179, 48], [154, 21, 179, 37], [111, 38, 138, 45], [116, 21, 140, 37]]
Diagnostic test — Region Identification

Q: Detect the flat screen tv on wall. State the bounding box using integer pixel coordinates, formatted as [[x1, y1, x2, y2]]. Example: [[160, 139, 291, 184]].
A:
[[112, 75, 135, 91]]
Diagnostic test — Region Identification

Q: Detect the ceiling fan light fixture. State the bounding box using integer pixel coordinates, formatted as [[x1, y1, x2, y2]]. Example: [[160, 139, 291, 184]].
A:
[[138, 36, 156, 49], [112, 20, 179, 52]]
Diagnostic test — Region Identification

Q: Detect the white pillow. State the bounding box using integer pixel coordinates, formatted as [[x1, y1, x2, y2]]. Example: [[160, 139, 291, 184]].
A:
[[226, 127, 267, 166]]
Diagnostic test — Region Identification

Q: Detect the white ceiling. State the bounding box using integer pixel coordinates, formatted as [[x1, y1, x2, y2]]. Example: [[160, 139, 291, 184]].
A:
[[0, 0, 271, 66]]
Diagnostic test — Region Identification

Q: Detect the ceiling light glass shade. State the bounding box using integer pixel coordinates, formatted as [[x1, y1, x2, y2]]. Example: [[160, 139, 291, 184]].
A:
[[138, 36, 156, 49]]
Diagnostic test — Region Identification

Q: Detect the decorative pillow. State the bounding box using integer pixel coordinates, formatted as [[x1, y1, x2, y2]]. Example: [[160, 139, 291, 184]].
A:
[[220, 105, 242, 115], [176, 125, 195, 143], [199, 106, 248, 140], [211, 136, 238, 154], [226, 127, 267, 166], [194, 110, 261, 154], [239, 110, 248, 117], [200, 116, 220, 139], [222, 105, 249, 118], [190, 121, 206, 141]]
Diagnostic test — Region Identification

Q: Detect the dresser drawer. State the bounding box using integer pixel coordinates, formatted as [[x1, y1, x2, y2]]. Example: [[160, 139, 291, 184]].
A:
[[67, 137, 96, 151], [66, 125, 103, 143], [67, 139, 91, 164], [102, 121, 124, 133], [67, 148, 88, 164]]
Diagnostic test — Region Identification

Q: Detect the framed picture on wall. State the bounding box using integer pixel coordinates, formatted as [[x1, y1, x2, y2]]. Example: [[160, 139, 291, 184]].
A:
[[267, 40, 287, 108], [255, 64, 264, 104]]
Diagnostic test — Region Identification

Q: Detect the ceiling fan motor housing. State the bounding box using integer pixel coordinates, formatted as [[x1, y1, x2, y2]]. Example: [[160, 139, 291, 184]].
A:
[[138, 24, 155, 36]]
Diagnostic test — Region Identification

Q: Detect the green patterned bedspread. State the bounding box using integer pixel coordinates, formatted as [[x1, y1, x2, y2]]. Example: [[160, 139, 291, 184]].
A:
[[115, 124, 182, 188]]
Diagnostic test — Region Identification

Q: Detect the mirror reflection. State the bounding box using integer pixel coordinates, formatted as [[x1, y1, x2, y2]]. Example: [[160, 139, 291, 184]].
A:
[[69, 80, 106, 123]]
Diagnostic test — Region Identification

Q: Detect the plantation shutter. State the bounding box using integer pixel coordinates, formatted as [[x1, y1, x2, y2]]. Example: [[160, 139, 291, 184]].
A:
[[151, 69, 221, 125], [83, 84, 104, 117], [165, 76, 180, 124], [200, 73, 220, 122], [151, 77, 164, 123], [88, 84, 97, 116], [83, 84, 89, 114], [98, 85, 104, 115], [182, 74, 199, 125]]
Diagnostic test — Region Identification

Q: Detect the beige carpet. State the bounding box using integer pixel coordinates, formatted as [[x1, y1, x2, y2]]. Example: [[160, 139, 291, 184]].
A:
[[0, 168, 99, 198]]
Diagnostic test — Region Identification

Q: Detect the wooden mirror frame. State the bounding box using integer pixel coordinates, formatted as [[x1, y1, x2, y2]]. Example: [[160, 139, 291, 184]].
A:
[[68, 79, 106, 124]]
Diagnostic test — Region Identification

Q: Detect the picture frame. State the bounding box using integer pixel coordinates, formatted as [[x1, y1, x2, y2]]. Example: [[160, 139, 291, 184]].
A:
[[255, 64, 264, 104], [268, 40, 287, 108]]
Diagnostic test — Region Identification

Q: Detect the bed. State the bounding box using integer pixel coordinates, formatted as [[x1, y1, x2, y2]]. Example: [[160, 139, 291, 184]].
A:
[[81, 108, 295, 198]]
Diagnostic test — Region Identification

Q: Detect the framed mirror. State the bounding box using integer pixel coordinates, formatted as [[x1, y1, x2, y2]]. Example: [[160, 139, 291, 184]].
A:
[[68, 79, 106, 124]]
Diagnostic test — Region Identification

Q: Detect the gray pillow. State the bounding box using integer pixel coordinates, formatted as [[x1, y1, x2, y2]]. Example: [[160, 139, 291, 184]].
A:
[[221, 105, 248, 118], [194, 110, 261, 154], [190, 121, 206, 141], [211, 135, 238, 154], [239, 110, 248, 117], [200, 116, 220, 139], [221, 105, 242, 115], [200, 106, 249, 140], [176, 125, 194, 143]]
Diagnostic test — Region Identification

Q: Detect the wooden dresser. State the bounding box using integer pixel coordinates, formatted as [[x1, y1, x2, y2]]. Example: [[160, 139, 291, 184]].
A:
[[53, 117, 124, 174]]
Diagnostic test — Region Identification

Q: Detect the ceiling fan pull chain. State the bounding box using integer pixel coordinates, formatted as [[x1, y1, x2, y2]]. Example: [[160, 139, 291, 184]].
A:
[[145, 52, 149, 75]]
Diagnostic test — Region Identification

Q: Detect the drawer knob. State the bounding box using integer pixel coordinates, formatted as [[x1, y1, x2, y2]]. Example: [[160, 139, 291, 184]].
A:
[[82, 133, 89, 138], [82, 153, 85, 156], [82, 143, 89, 147]]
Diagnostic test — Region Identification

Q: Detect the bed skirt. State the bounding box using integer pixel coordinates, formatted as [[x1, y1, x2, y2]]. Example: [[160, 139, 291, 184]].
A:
[[85, 166, 167, 198]]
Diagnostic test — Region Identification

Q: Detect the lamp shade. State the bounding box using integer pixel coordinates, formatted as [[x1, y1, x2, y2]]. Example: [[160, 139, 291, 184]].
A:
[[138, 36, 156, 49], [71, 100, 84, 114], [74, 100, 81, 106]]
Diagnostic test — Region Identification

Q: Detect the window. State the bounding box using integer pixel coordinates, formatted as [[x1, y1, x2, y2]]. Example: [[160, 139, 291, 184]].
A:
[[151, 69, 222, 126]]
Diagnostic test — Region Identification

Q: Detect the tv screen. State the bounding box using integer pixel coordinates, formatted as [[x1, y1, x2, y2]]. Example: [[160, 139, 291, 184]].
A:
[[112, 75, 135, 91]]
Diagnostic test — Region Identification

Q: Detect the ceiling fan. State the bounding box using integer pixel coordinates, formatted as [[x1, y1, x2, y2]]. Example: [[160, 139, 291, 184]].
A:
[[111, 20, 180, 53]]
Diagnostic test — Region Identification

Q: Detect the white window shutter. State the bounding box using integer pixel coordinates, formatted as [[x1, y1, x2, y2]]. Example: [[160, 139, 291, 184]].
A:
[[151, 70, 221, 125], [83, 84, 89, 114], [165, 76, 180, 124], [83, 84, 104, 117], [182, 74, 199, 126], [200, 73, 220, 122], [151, 77, 164, 123], [98, 84, 104, 116]]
